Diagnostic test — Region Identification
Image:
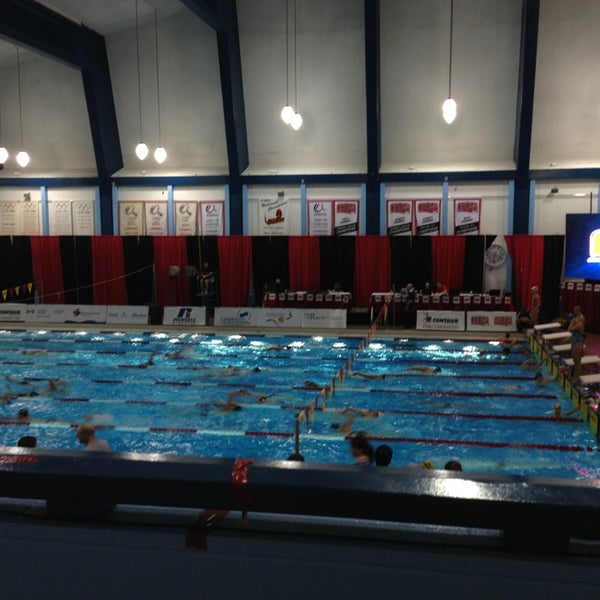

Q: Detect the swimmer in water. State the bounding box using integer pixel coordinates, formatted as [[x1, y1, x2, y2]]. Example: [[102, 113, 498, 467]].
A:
[[339, 407, 382, 418]]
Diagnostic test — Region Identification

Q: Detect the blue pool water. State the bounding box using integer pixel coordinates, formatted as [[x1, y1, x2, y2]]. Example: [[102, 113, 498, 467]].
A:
[[0, 328, 598, 480]]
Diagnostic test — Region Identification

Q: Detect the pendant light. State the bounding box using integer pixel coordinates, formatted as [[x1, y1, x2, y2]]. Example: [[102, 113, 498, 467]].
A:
[[134, 0, 149, 160], [280, 0, 294, 124], [153, 9, 167, 164], [442, 0, 457, 125], [15, 48, 30, 168], [290, 0, 303, 130]]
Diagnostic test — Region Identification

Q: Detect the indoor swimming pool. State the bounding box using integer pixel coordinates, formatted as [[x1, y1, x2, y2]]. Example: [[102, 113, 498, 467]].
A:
[[0, 328, 598, 480]]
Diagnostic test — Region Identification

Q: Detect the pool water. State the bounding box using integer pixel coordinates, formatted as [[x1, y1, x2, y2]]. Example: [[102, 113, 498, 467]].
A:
[[0, 329, 598, 480]]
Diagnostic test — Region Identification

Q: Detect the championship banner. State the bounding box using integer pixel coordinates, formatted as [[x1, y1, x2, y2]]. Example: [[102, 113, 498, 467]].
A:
[[259, 192, 289, 235], [416, 310, 465, 331], [144, 201, 168, 236], [466, 311, 516, 332], [72, 199, 95, 235], [21, 201, 41, 235], [199, 201, 225, 236], [48, 200, 73, 235], [307, 200, 333, 236], [0, 201, 19, 235], [414, 199, 441, 236], [119, 202, 144, 235], [175, 201, 198, 235], [387, 199, 413, 235], [334, 200, 359, 236], [454, 198, 481, 235]]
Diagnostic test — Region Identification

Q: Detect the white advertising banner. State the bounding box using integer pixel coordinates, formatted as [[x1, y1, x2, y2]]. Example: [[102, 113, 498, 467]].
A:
[[48, 200, 73, 235], [72, 200, 95, 235], [199, 201, 225, 236], [162, 306, 207, 326], [144, 201, 168, 236], [307, 200, 333, 236], [107, 305, 149, 325], [302, 309, 347, 329], [0, 303, 27, 322], [334, 200, 359, 236], [416, 310, 465, 331], [175, 201, 198, 236], [387, 200, 413, 236], [258, 193, 289, 235], [414, 199, 441, 236], [466, 311, 516, 332], [26, 305, 107, 324], [454, 198, 481, 235], [214, 307, 258, 327], [119, 202, 144, 235], [257, 308, 303, 328]]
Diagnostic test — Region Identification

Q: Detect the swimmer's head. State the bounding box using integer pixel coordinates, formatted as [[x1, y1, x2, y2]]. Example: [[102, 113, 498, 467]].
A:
[[534, 371, 543, 380], [432, 366, 441, 373], [252, 367, 261, 373], [330, 423, 341, 429], [232, 405, 242, 411], [17, 408, 29, 418], [421, 460, 434, 470]]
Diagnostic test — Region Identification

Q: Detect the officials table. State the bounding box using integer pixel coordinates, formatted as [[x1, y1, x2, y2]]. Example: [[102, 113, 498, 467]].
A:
[[262, 291, 352, 310]]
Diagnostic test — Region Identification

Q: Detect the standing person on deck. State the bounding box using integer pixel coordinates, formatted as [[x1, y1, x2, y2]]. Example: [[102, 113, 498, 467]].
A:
[[529, 286, 541, 325], [568, 305, 586, 383]]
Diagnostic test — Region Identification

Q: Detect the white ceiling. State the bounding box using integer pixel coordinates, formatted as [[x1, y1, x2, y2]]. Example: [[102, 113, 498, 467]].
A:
[[0, 0, 599, 182]]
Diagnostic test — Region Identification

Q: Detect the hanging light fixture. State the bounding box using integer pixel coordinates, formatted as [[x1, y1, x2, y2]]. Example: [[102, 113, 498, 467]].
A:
[[15, 48, 30, 168], [442, 0, 457, 125], [290, 0, 303, 130], [134, 0, 148, 160], [280, 0, 294, 124], [152, 9, 167, 164]]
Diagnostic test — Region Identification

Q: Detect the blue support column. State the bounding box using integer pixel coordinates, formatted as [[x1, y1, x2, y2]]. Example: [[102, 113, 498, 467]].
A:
[[507, 180, 515, 235], [442, 180, 449, 235], [528, 180, 536, 234], [300, 182, 307, 234], [360, 184, 367, 235], [112, 184, 119, 234], [513, 0, 540, 233], [241, 184, 248, 235], [94, 186, 102, 235], [167, 185, 175, 235], [379, 182, 386, 235], [224, 184, 231, 235], [364, 0, 381, 234], [40, 186, 49, 235]]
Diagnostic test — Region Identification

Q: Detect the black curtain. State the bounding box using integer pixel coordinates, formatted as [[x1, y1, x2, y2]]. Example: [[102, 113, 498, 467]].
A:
[[185, 236, 220, 304], [408, 236, 432, 290], [60, 236, 93, 304], [389, 236, 412, 291], [319, 236, 355, 293], [12, 236, 35, 302], [541, 235, 564, 322], [252, 237, 290, 304], [123, 236, 155, 305], [463, 235, 486, 293], [0, 237, 16, 300]]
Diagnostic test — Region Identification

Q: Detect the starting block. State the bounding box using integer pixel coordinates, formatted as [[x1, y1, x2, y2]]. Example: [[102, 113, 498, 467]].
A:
[[542, 331, 571, 342], [579, 374, 600, 385], [564, 355, 600, 368], [552, 344, 572, 352], [534, 322, 562, 332]]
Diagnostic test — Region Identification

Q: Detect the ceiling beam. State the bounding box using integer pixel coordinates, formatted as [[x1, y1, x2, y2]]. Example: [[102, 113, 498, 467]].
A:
[[0, 0, 123, 232], [178, 0, 220, 31]]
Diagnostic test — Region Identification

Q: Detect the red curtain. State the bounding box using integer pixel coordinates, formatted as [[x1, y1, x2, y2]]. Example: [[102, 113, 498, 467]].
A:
[[30, 236, 65, 304], [91, 237, 127, 305], [288, 236, 321, 290], [505, 235, 545, 310], [153, 237, 190, 307], [354, 236, 391, 308], [218, 236, 253, 306], [431, 235, 466, 292]]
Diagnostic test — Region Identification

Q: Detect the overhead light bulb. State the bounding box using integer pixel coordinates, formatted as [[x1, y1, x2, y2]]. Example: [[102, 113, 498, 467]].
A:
[[16, 150, 30, 168], [0, 147, 8, 164], [154, 146, 167, 164], [290, 112, 303, 130], [135, 142, 149, 160], [442, 98, 457, 124], [281, 105, 294, 125]]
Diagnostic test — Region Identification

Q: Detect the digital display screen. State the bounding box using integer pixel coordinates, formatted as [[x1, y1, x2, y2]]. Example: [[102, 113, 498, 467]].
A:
[[564, 213, 600, 280]]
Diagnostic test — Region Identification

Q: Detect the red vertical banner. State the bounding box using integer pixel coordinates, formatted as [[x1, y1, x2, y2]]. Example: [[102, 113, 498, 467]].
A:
[[334, 200, 359, 236], [454, 198, 481, 235], [414, 199, 441, 235], [30, 236, 65, 304]]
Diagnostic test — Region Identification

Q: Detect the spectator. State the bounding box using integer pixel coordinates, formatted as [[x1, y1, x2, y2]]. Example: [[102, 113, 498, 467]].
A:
[[76, 424, 111, 451], [18, 436, 37, 448], [374, 444, 393, 466], [287, 452, 305, 461], [349, 434, 374, 466], [444, 460, 463, 471]]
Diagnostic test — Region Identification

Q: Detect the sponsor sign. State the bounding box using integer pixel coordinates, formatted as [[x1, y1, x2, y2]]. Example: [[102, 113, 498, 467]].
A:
[[414, 199, 441, 236], [387, 200, 413, 235], [25, 305, 107, 324], [257, 308, 303, 328], [214, 307, 258, 327], [466, 311, 516, 332], [416, 310, 465, 331], [0, 303, 26, 322], [107, 305, 149, 325], [453, 198, 481, 235], [302, 309, 347, 329], [162, 306, 207, 326]]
